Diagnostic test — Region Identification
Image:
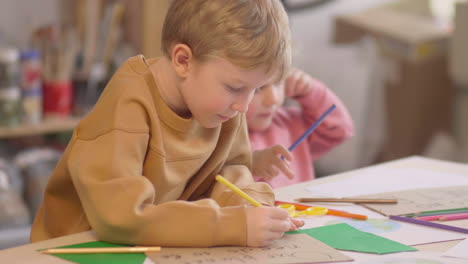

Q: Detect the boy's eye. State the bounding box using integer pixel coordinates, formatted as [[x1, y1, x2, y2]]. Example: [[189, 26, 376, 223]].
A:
[[225, 85, 242, 93], [255, 85, 267, 93]]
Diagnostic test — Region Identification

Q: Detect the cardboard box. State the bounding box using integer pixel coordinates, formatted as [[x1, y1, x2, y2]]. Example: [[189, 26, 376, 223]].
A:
[[333, 1, 454, 162], [450, 1, 468, 86], [451, 1, 468, 162]]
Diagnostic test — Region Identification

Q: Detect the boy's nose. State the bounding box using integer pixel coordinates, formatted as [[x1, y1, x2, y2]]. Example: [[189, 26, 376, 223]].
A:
[[231, 91, 254, 113], [231, 101, 249, 113]]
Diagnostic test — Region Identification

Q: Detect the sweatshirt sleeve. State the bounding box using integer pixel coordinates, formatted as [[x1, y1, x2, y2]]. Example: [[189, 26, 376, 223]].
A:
[[209, 114, 275, 207], [68, 128, 250, 247], [294, 78, 354, 159]]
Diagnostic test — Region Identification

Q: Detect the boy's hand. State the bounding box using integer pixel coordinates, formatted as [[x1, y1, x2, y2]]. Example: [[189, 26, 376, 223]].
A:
[[245, 207, 292, 247], [252, 145, 294, 180], [284, 69, 315, 99]]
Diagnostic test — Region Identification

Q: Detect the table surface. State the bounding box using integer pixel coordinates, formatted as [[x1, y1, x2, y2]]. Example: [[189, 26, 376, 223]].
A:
[[1, 156, 467, 263]]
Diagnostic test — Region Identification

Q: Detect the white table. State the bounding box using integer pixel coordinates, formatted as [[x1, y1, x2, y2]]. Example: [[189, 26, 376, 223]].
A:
[[1, 156, 468, 263], [276, 155, 468, 262]]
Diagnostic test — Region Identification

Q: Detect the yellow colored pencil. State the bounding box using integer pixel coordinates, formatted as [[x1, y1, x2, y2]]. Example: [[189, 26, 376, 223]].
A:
[[215, 175, 262, 207], [38, 246, 161, 254]]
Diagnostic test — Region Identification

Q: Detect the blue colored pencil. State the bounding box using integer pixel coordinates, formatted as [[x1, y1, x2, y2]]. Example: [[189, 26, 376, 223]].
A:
[[288, 104, 336, 151]]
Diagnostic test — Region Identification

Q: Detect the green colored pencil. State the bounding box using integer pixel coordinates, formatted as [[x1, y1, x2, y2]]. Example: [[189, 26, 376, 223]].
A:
[[406, 207, 468, 218], [413, 209, 468, 218]]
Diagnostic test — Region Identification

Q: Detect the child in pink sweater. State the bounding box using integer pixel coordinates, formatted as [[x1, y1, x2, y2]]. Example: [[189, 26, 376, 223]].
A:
[[247, 69, 354, 188]]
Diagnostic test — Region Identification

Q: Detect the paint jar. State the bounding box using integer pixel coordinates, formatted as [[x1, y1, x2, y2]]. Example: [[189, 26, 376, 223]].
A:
[[0, 47, 21, 127], [0, 47, 20, 88], [43, 80, 73, 119], [0, 88, 21, 127], [20, 50, 42, 124]]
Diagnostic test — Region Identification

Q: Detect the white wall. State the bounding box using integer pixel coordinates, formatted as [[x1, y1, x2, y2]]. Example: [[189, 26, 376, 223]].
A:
[[289, 0, 396, 175], [0, 0, 60, 49], [0, 0, 398, 175]]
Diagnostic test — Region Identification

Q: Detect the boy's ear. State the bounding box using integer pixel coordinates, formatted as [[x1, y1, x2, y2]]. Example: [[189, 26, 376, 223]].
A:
[[171, 44, 193, 78]]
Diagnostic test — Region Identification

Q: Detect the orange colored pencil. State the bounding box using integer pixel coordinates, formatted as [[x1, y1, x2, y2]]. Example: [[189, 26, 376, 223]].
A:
[[327, 209, 368, 220], [274, 200, 368, 220]]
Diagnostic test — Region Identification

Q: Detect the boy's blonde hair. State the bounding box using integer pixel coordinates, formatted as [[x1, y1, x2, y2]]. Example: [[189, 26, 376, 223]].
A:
[[162, 0, 291, 82]]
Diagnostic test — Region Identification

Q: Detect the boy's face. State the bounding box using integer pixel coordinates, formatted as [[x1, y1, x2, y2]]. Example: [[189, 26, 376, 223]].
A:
[[180, 57, 272, 128], [246, 83, 285, 132]]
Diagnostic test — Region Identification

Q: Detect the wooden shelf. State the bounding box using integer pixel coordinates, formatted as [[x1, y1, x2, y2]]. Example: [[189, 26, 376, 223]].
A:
[[0, 117, 81, 139]]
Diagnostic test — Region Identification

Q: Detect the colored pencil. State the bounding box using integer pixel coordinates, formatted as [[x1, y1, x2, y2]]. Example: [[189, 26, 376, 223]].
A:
[[295, 198, 397, 204], [408, 207, 468, 217], [327, 209, 368, 220], [288, 104, 336, 151], [216, 175, 262, 207], [415, 212, 468, 221], [274, 200, 367, 220], [439, 213, 468, 221], [408, 209, 468, 218], [39, 246, 161, 254], [389, 215, 468, 234], [275, 200, 313, 211], [414, 215, 445, 221]]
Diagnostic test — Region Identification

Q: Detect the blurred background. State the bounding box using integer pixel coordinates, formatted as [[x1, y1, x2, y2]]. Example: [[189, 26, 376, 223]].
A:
[[0, 0, 467, 249]]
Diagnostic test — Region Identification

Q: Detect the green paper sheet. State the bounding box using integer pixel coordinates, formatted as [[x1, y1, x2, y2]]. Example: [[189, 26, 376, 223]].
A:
[[287, 223, 417, 254], [39, 241, 147, 264]]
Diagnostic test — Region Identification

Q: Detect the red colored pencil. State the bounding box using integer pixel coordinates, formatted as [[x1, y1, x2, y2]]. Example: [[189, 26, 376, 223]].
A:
[[439, 213, 468, 221]]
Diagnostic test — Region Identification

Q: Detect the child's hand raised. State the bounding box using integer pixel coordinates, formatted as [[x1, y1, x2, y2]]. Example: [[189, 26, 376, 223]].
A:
[[284, 69, 315, 99], [245, 206, 293, 247], [252, 145, 294, 180]]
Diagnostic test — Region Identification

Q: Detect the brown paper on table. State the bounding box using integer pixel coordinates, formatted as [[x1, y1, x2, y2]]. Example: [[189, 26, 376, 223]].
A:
[[147, 234, 352, 264], [351, 185, 468, 216]]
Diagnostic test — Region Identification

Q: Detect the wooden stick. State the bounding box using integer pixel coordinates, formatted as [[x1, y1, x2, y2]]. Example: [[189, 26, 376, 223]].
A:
[[39, 246, 161, 254], [295, 198, 398, 204]]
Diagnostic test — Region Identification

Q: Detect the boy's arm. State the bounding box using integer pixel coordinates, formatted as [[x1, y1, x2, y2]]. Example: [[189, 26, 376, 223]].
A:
[[295, 79, 354, 159], [208, 114, 275, 206], [69, 128, 249, 247]]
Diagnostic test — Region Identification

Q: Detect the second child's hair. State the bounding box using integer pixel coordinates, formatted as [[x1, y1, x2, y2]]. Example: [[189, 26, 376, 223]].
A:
[[162, 0, 291, 82]]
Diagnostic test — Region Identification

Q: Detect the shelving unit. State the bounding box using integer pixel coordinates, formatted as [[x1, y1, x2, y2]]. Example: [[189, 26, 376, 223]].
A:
[[0, 117, 80, 139], [0, 1, 172, 250], [0, 118, 80, 249]]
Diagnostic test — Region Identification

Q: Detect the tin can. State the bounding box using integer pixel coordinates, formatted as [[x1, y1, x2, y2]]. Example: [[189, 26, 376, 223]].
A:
[[20, 50, 42, 124], [0, 87, 21, 127], [0, 47, 20, 88], [0, 48, 21, 127]]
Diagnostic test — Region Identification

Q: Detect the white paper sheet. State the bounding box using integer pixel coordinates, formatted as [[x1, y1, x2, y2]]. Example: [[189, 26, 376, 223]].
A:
[[443, 238, 468, 260], [352, 251, 468, 264], [299, 213, 468, 246], [305, 167, 468, 198]]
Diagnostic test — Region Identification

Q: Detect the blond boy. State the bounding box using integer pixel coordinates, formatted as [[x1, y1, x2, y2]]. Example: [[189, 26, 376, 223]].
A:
[[31, 0, 303, 247]]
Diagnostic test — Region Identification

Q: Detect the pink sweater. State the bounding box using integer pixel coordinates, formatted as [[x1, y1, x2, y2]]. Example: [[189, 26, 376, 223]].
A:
[[249, 80, 354, 188]]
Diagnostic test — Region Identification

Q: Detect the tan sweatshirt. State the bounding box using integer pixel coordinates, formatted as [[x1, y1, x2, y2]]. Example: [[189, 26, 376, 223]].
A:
[[30, 55, 275, 247]]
